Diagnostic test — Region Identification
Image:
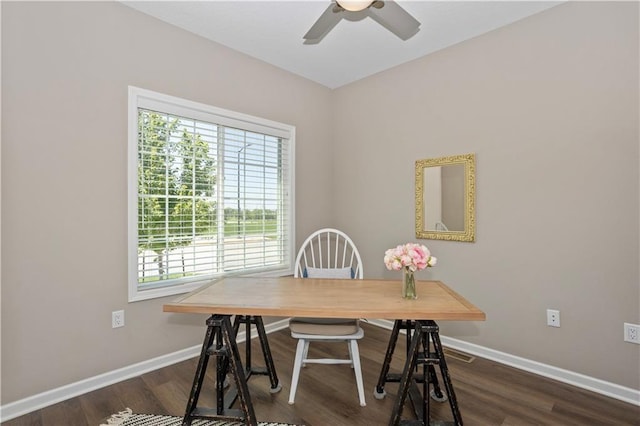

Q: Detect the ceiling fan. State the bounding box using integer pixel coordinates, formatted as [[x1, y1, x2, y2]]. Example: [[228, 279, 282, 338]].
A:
[[304, 1, 420, 44]]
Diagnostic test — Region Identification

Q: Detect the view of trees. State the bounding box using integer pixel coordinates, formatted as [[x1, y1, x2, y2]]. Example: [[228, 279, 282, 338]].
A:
[[137, 111, 281, 283], [137, 110, 217, 280]]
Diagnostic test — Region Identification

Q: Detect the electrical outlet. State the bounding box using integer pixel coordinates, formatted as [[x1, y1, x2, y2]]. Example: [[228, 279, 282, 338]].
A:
[[546, 309, 560, 327], [624, 323, 640, 344], [112, 310, 125, 328]]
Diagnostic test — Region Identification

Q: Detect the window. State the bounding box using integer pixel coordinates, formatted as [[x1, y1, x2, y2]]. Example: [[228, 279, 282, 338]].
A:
[[128, 87, 295, 301]]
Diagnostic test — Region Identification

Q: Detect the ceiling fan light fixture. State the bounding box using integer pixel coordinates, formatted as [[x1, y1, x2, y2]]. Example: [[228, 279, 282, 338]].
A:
[[336, 0, 373, 12], [305, 0, 420, 44]]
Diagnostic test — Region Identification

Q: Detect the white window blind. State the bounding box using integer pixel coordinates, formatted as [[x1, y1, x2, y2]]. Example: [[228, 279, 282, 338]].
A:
[[128, 87, 295, 301]]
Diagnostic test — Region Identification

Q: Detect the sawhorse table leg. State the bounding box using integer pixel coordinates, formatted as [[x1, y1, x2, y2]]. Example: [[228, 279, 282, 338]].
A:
[[375, 320, 462, 426], [182, 314, 280, 426], [227, 315, 282, 393]]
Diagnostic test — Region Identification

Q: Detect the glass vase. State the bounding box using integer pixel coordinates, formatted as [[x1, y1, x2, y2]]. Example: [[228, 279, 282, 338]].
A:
[[402, 268, 417, 299]]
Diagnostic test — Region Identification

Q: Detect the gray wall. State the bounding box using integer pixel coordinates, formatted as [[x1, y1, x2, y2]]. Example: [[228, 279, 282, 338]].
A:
[[331, 1, 639, 389], [2, 0, 638, 408], [1, 1, 334, 403]]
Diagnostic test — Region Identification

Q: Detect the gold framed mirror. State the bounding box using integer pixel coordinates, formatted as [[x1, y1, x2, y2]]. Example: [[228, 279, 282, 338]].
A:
[[415, 153, 475, 242]]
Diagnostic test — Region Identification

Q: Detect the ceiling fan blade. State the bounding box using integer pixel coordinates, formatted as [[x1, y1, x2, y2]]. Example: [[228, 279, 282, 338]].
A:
[[367, 1, 420, 40], [304, 3, 344, 44]]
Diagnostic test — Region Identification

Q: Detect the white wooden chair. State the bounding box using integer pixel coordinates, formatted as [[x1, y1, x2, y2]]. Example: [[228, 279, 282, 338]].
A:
[[288, 228, 366, 406]]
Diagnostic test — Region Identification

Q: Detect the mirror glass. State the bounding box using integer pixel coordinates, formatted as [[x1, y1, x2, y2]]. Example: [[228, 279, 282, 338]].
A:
[[415, 153, 475, 242]]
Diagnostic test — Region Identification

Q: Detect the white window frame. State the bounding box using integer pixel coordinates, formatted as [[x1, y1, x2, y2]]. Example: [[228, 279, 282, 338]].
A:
[[128, 86, 295, 302]]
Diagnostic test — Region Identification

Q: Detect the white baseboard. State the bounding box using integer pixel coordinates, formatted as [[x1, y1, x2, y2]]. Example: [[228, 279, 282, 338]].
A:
[[2, 317, 638, 422], [0, 318, 291, 423], [367, 319, 640, 407]]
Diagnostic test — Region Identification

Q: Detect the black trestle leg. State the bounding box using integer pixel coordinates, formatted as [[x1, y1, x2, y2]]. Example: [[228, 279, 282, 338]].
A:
[[181, 314, 260, 426], [389, 321, 422, 426], [182, 315, 216, 426], [430, 323, 463, 425], [383, 320, 464, 426], [215, 325, 225, 415], [220, 315, 258, 426], [375, 319, 403, 397], [421, 330, 429, 426], [224, 315, 281, 393], [253, 315, 282, 392]]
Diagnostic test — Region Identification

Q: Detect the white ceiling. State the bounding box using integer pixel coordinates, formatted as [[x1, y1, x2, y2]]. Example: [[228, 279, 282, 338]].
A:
[[122, 1, 563, 89]]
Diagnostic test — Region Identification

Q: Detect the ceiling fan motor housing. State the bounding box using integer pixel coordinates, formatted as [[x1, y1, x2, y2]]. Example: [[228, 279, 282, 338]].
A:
[[305, 0, 420, 44], [336, 1, 375, 12]]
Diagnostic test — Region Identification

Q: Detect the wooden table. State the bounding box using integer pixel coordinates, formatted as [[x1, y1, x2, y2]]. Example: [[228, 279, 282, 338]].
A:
[[164, 276, 485, 425]]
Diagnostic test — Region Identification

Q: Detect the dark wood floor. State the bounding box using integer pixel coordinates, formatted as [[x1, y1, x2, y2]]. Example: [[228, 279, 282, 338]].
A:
[[4, 323, 639, 426]]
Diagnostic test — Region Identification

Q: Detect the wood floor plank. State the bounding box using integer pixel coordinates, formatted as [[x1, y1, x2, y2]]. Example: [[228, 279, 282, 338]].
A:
[[112, 377, 168, 416], [40, 399, 87, 426], [77, 385, 128, 426], [3, 323, 639, 426]]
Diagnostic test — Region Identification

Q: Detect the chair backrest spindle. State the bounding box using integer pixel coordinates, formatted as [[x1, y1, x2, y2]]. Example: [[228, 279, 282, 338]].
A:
[[294, 228, 363, 279]]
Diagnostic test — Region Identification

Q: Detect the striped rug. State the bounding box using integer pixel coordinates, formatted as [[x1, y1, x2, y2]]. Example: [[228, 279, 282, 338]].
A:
[[101, 409, 300, 426]]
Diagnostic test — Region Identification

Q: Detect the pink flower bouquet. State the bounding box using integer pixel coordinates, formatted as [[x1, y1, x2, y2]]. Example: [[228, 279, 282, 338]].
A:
[[384, 243, 437, 272]]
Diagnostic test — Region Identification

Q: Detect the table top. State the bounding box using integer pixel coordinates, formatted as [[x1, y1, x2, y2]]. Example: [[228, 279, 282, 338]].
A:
[[163, 276, 485, 321]]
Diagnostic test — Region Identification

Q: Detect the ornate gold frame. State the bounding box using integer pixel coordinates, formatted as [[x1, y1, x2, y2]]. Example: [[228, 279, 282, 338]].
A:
[[415, 153, 476, 242]]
